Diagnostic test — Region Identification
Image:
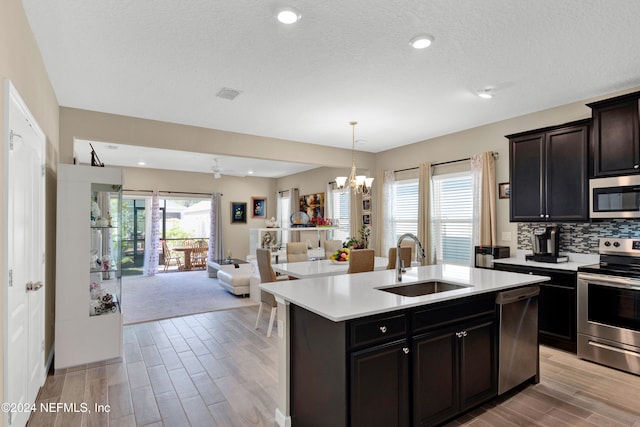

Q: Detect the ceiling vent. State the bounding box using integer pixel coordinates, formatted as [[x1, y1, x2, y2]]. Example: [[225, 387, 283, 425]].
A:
[[216, 87, 242, 101]]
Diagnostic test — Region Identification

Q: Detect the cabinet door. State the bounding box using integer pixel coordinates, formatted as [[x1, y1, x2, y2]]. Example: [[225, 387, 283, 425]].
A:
[[539, 283, 577, 352], [351, 340, 410, 427], [458, 319, 497, 410], [413, 330, 458, 426], [592, 99, 640, 177], [545, 125, 589, 220], [510, 133, 545, 221]]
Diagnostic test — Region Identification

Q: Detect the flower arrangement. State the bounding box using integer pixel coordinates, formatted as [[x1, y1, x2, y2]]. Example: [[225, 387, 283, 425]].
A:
[[330, 247, 350, 262], [344, 224, 371, 249]]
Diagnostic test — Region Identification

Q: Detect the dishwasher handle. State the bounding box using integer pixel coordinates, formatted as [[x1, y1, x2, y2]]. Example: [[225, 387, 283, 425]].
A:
[[495, 285, 540, 305]]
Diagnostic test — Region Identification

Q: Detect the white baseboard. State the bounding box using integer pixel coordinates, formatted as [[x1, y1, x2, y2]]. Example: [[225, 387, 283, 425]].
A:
[[275, 408, 291, 427]]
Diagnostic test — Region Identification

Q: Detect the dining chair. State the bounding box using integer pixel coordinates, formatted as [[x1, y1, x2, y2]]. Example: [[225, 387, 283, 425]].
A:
[[162, 240, 182, 272], [255, 248, 288, 337], [286, 242, 308, 263], [191, 240, 208, 269], [324, 240, 343, 259], [347, 249, 375, 274], [386, 247, 413, 270]]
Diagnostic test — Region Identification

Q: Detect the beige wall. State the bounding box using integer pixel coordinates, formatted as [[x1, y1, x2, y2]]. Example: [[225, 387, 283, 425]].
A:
[[372, 86, 640, 254], [1, 0, 59, 414], [122, 167, 277, 258]]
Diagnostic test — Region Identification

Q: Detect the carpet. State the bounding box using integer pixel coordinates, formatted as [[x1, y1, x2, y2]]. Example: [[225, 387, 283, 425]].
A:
[[121, 270, 257, 324]]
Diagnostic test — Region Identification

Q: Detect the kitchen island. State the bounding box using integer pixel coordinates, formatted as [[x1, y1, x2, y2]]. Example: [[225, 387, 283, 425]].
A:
[[260, 264, 549, 427]]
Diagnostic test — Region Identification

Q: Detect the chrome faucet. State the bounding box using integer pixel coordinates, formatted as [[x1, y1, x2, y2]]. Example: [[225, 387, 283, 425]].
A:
[[396, 233, 426, 281]]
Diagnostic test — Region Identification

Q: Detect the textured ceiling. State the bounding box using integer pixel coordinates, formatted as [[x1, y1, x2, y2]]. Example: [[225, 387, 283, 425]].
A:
[[22, 0, 640, 155]]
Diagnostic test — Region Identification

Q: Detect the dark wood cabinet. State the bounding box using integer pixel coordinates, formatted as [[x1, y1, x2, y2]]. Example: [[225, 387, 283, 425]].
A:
[[588, 91, 640, 177], [290, 293, 503, 427], [413, 317, 496, 426], [351, 340, 410, 427], [493, 263, 577, 353], [508, 120, 589, 222]]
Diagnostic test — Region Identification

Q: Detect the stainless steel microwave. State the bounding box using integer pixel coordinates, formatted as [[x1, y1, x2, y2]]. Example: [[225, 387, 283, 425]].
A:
[[590, 175, 640, 218]]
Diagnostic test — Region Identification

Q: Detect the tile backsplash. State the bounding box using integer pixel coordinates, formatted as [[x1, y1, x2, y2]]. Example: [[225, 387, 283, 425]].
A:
[[517, 219, 640, 254]]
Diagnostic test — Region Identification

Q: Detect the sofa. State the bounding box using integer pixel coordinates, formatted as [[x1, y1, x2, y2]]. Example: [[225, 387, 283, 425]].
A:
[[213, 260, 260, 301]]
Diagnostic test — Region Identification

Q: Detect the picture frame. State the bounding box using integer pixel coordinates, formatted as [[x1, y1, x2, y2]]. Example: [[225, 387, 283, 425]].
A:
[[231, 202, 247, 223], [363, 213, 371, 225], [251, 197, 267, 218], [299, 192, 325, 225], [499, 182, 510, 199], [362, 198, 371, 212]]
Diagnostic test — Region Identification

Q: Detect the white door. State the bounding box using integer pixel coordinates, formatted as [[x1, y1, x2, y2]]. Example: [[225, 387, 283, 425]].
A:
[[4, 81, 46, 427]]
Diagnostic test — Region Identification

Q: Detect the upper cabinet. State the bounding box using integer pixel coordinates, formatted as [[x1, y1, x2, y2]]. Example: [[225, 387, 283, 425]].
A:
[[508, 120, 589, 222], [588, 91, 640, 178]]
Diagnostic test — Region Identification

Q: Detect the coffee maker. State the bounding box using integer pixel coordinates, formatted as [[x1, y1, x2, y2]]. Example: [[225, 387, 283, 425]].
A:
[[526, 226, 568, 263]]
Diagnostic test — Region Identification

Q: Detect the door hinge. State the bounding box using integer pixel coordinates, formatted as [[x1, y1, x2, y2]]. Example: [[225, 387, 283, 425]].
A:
[[8, 269, 12, 287]]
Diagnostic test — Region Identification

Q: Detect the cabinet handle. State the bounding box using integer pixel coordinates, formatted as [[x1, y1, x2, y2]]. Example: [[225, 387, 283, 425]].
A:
[[635, 165, 639, 169], [403, 347, 409, 354], [379, 326, 387, 334], [545, 214, 549, 218], [26, 281, 43, 291], [539, 214, 544, 218], [462, 331, 468, 337], [455, 332, 462, 338]]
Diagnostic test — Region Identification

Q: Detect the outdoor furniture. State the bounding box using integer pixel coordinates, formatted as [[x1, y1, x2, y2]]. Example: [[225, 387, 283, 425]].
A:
[[172, 246, 195, 270], [191, 240, 208, 269], [162, 240, 182, 272]]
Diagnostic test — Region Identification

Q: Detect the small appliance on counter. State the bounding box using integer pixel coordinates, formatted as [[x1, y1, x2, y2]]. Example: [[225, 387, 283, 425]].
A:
[[474, 245, 510, 269], [525, 226, 568, 263]]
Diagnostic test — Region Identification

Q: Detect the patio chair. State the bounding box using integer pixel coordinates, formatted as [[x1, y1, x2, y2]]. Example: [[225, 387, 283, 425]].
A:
[[191, 240, 208, 269], [162, 240, 182, 272]]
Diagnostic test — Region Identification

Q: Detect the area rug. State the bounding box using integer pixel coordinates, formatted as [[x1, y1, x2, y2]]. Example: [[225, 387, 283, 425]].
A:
[[121, 270, 257, 324]]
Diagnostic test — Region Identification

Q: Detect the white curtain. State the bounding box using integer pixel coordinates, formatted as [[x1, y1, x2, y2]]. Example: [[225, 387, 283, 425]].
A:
[[471, 152, 497, 250], [143, 191, 160, 276], [209, 192, 224, 261], [289, 187, 300, 242], [418, 163, 435, 265], [377, 170, 396, 256]]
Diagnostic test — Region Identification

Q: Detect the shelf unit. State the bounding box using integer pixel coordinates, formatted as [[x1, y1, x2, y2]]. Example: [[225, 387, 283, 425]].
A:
[[249, 227, 339, 258], [55, 164, 123, 369]]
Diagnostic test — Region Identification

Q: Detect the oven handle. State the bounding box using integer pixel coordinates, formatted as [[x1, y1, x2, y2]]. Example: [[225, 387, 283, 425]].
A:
[[577, 272, 640, 289]]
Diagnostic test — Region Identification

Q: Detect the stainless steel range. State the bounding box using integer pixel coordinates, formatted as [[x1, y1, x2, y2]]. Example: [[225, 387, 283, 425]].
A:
[[577, 238, 640, 375]]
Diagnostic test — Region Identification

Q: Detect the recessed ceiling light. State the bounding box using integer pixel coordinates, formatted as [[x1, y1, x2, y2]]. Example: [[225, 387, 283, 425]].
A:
[[409, 34, 434, 49], [476, 88, 494, 99], [277, 7, 301, 24], [138, 161, 146, 166]]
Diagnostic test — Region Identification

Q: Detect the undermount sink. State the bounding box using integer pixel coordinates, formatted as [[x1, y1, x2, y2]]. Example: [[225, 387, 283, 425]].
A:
[[377, 280, 468, 297]]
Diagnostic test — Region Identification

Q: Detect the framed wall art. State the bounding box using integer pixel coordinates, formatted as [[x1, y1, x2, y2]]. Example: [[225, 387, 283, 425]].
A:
[[231, 202, 247, 223], [498, 182, 510, 199], [299, 192, 325, 224], [251, 197, 267, 218], [363, 213, 371, 225], [362, 198, 371, 212]]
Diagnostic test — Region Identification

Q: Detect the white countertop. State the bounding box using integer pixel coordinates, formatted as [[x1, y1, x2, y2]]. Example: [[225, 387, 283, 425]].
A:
[[259, 264, 549, 322], [492, 251, 598, 271], [272, 257, 389, 279]]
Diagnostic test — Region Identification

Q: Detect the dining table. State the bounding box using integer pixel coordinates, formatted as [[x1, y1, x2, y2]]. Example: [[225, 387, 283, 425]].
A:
[[272, 257, 389, 279], [172, 246, 195, 270]]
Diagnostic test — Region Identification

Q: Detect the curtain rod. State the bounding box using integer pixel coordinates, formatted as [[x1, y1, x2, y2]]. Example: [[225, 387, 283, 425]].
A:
[[394, 151, 498, 173], [123, 189, 222, 197]]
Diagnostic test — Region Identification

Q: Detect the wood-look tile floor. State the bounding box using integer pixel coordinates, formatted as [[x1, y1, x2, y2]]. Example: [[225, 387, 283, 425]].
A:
[[28, 305, 640, 427]]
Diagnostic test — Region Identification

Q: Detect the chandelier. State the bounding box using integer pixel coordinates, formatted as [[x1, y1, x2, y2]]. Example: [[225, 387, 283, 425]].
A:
[[335, 121, 374, 195]]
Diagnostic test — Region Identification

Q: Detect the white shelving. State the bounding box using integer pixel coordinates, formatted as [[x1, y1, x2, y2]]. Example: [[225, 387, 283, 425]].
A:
[[249, 227, 339, 259], [55, 164, 123, 369]]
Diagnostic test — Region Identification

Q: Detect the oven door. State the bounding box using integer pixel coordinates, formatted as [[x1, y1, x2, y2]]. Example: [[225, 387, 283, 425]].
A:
[[577, 272, 640, 374]]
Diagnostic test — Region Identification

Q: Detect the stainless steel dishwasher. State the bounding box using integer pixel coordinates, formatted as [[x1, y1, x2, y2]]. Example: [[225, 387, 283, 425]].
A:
[[496, 285, 540, 395]]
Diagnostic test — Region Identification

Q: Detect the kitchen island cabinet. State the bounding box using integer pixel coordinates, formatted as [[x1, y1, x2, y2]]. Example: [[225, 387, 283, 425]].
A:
[[262, 265, 547, 427]]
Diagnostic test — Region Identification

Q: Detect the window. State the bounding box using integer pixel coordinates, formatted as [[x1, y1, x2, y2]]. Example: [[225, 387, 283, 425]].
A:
[[431, 172, 473, 265], [393, 178, 419, 240], [330, 189, 350, 241]]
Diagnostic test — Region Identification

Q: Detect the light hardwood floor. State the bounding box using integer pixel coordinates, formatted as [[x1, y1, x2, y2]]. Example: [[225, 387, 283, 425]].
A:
[[28, 306, 640, 426]]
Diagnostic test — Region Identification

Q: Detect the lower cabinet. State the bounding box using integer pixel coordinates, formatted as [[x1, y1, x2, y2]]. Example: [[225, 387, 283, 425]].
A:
[[351, 340, 410, 427], [413, 317, 496, 426], [291, 293, 501, 427], [494, 263, 577, 352]]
